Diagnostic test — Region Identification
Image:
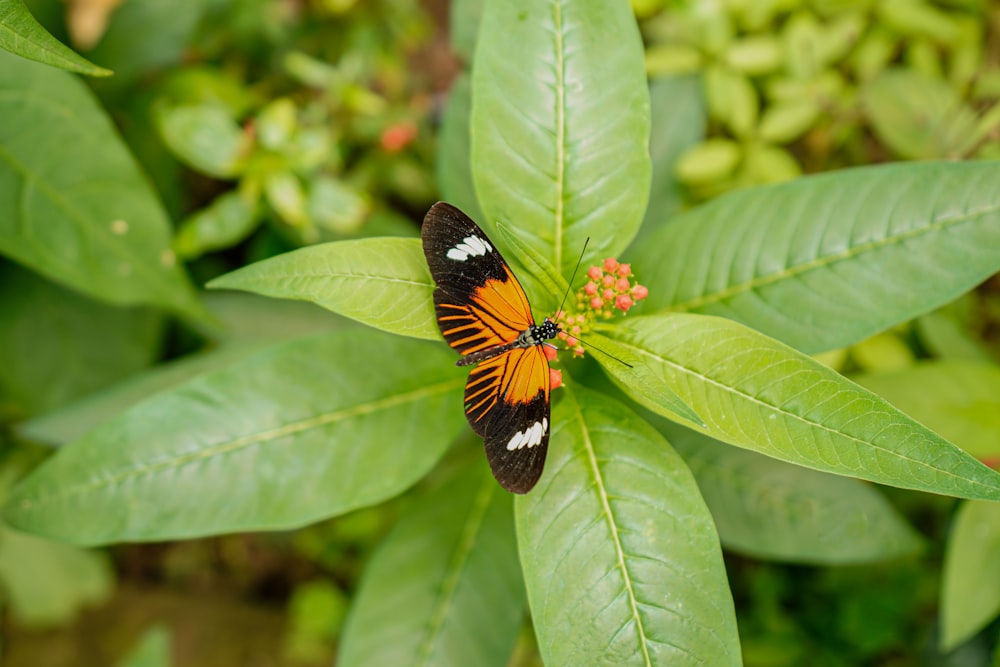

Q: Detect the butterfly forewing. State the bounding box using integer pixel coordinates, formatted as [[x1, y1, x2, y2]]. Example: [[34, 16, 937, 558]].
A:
[[422, 202, 552, 493]]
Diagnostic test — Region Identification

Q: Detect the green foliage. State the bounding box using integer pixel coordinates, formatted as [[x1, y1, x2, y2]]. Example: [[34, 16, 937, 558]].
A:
[[1, 0, 1000, 663], [640, 0, 1000, 201], [339, 460, 524, 666]]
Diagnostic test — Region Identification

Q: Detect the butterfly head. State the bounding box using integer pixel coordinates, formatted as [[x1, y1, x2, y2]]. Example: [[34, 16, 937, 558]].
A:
[[535, 318, 559, 343]]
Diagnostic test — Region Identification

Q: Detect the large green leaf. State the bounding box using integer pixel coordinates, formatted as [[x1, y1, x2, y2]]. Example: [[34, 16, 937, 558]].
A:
[[667, 426, 924, 564], [471, 0, 651, 276], [3, 331, 467, 545], [517, 385, 740, 666], [436, 74, 483, 222], [208, 238, 438, 341], [853, 361, 1000, 460], [940, 500, 1000, 650], [0, 50, 205, 319], [605, 313, 1000, 500], [339, 461, 523, 667], [0, 0, 111, 76], [0, 262, 162, 419], [634, 161, 1000, 354]]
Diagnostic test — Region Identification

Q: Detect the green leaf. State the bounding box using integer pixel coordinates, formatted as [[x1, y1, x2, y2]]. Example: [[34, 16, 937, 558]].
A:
[[667, 425, 924, 564], [19, 291, 343, 446], [517, 385, 740, 666], [704, 64, 758, 139], [607, 313, 1000, 500], [3, 331, 467, 544], [339, 461, 523, 667], [0, 524, 113, 626], [117, 625, 171, 667], [17, 342, 266, 447], [629, 74, 704, 251], [154, 103, 248, 178], [0, 262, 162, 418], [0, 0, 111, 76], [0, 50, 206, 319], [635, 161, 1000, 354], [173, 190, 259, 259], [675, 138, 741, 186], [853, 361, 1000, 460], [587, 330, 705, 427], [436, 73, 484, 222], [941, 499, 1000, 650], [863, 68, 979, 159], [208, 238, 437, 341], [471, 0, 651, 276]]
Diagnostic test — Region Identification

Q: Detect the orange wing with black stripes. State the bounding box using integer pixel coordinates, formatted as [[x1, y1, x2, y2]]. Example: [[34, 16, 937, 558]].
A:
[[421, 202, 554, 494]]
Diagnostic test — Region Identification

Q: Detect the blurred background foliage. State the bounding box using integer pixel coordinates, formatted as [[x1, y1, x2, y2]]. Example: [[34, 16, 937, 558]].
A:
[[1, 0, 999, 665]]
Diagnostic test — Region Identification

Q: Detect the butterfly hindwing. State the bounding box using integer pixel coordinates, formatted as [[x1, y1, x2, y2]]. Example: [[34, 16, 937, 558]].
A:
[[422, 202, 551, 493], [466, 345, 550, 493]]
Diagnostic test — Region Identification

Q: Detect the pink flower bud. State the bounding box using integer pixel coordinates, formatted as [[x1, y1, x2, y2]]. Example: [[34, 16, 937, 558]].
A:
[[617, 263, 631, 277], [590, 296, 604, 310], [543, 345, 558, 361], [631, 284, 648, 300], [615, 294, 633, 311], [603, 258, 619, 272], [566, 336, 578, 347], [602, 288, 615, 301], [602, 274, 614, 287], [584, 281, 598, 295], [550, 368, 563, 389], [587, 266, 602, 281], [615, 277, 630, 292]]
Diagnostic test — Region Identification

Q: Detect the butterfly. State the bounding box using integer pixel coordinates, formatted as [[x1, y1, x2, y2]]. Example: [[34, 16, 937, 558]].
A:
[[422, 202, 559, 494]]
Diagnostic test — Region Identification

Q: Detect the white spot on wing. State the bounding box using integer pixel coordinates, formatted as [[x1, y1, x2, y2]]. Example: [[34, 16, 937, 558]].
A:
[[446, 235, 492, 262], [506, 419, 547, 451]]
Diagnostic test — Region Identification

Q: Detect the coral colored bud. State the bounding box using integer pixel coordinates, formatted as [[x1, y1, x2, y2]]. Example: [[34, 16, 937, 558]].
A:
[[615, 277, 630, 292], [584, 281, 598, 295], [554, 310, 565, 320], [550, 368, 563, 389], [557, 331, 568, 340], [615, 294, 633, 311], [602, 274, 615, 287], [617, 263, 631, 277], [590, 296, 604, 309], [587, 266, 602, 280], [543, 345, 558, 361], [570, 325, 581, 335], [602, 288, 615, 301], [603, 258, 619, 272], [576, 315, 586, 324], [574, 345, 585, 356], [632, 284, 648, 300], [566, 336, 578, 347], [380, 121, 418, 152]]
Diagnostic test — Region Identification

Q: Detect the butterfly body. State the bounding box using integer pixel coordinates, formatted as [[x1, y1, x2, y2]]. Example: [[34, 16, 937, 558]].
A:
[[422, 202, 556, 494]]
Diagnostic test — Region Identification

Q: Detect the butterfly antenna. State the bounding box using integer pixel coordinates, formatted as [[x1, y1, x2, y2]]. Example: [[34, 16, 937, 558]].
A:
[[556, 237, 589, 318]]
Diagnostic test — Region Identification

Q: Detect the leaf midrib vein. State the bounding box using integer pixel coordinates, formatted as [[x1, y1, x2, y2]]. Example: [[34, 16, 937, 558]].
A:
[[570, 391, 654, 666], [623, 340, 997, 492], [15, 378, 465, 510]]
